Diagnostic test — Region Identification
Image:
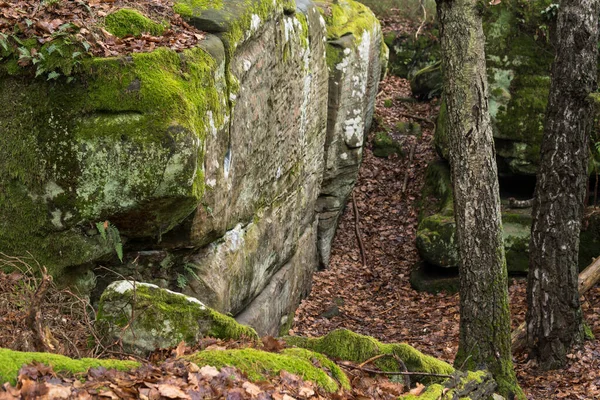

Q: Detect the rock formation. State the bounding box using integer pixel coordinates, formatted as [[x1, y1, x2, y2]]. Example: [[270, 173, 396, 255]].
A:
[[0, 0, 386, 336]]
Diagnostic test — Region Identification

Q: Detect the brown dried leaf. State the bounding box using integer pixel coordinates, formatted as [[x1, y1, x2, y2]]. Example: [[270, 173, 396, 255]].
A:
[[157, 384, 189, 399]]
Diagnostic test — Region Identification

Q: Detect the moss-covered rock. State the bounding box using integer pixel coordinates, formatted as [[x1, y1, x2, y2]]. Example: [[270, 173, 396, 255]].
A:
[[416, 160, 600, 274], [97, 281, 258, 354], [1, 0, 387, 342], [318, 0, 380, 41], [417, 159, 453, 221], [0, 348, 138, 385], [173, 0, 225, 18], [417, 161, 532, 272], [314, 0, 387, 268], [372, 131, 403, 158], [0, 43, 226, 276], [416, 214, 459, 268], [176, 0, 295, 54], [283, 329, 454, 378], [104, 9, 167, 38], [402, 371, 498, 400], [410, 60, 442, 100], [385, 30, 440, 79], [393, 0, 567, 175], [188, 347, 350, 392]]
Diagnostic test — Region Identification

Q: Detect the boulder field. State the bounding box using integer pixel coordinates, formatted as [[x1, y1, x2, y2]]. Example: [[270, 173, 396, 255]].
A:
[[0, 0, 387, 336]]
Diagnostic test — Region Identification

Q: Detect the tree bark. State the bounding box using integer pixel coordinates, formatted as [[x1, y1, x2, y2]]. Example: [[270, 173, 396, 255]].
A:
[[436, 0, 523, 397], [526, 0, 599, 370], [513, 255, 600, 353]]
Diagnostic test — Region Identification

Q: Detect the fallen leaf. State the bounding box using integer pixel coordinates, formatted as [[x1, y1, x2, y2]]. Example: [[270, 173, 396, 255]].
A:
[[199, 365, 220, 379], [261, 336, 284, 352], [409, 383, 425, 396], [157, 384, 190, 399], [243, 381, 262, 396], [174, 340, 186, 358]]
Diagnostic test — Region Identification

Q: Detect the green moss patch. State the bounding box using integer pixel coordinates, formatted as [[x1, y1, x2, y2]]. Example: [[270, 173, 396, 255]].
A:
[[0, 348, 138, 386], [104, 9, 167, 38], [173, 0, 224, 18], [372, 131, 402, 158], [318, 0, 380, 41], [0, 44, 226, 274], [283, 329, 454, 379], [188, 348, 346, 392], [97, 281, 258, 354]]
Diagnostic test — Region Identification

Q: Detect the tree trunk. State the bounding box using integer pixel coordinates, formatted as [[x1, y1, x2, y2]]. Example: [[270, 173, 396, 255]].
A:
[[436, 0, 523, 398], [526, 0, 599, 370], [513, 255, 600, 353]]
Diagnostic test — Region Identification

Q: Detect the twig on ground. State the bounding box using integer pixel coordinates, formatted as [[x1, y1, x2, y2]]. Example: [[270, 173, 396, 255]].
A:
[[341, 311, 365, 324], [340, 361, 452, 379], [358, 353, 412, 387], [402, 141, 417, 193], [398, 112, 434, 125], [359, 354, 389, 368], [352, 191, 368, 270], [378, 303, 399, 316]]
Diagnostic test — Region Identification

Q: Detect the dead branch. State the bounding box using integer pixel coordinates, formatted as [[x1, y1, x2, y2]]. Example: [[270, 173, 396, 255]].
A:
[[358, 353, 389, 368], [352, 191, 368, 270], [340, 362, 452, 379], [358, 353, 412, 387], [402, 141, 417, 193], [398, 112, 434, 126], [512, 255, 600, 353], [378, 303, 399, 316]]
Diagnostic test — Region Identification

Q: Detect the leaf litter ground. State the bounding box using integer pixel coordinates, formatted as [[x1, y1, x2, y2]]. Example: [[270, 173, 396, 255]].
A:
[[0, 0, 204, 57], [292, 16, 600, 400]]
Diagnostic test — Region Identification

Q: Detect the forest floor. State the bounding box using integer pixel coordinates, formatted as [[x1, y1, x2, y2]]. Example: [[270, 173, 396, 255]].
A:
[[1, 3, 599, 399], [292, 17, 600, 400]]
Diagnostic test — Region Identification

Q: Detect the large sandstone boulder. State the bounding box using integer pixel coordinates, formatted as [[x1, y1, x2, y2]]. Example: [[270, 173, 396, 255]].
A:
[[416, 160, 600, 275], [434, 0, 556, 176], [97, 281, 258, 354], [0, 0, 384, 337], [382, 0, 586, 177], [315, 0, 387, 267]]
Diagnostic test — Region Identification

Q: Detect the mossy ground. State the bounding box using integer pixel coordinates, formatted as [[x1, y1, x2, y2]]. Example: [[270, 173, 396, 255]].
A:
[[283, 329, 454, 379], [372, 131, 403, 158], [188, 348, 347, 392], [0, 348, 138, 386]]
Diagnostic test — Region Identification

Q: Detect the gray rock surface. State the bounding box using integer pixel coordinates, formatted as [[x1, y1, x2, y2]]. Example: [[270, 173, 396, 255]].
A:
[[0, 0, 385, 337], [97, 281, 257, 354], [316, 0, 387, 267]]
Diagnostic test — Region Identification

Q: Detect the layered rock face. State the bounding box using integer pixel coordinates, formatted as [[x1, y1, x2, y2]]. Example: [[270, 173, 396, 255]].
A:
[[0, 0, 385, 335], [315, 0, 387, 267]]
